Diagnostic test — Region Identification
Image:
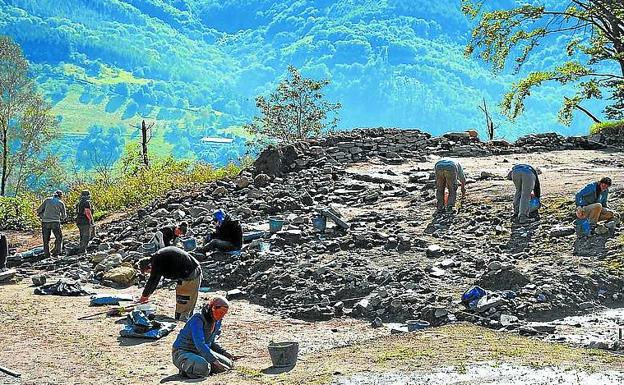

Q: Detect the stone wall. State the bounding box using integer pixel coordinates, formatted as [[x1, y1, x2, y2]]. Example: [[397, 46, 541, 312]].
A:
[[252, 128, 603, 176]]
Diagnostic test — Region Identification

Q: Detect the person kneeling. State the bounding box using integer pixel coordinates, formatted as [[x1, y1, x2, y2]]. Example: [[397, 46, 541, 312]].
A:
[[172, 296, 239, 378]]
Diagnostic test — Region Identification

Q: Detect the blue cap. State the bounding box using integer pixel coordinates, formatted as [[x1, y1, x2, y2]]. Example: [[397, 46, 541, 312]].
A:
[[213, 209, 226, 224]]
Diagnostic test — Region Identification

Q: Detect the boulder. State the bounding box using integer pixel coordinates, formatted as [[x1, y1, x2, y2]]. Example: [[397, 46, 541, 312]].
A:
[[477, 268, 530, 291], [235, 176, 251, 189], [254, 174, 271, 188], [102, 265, 137, 287], [94, 254, 122, 273]]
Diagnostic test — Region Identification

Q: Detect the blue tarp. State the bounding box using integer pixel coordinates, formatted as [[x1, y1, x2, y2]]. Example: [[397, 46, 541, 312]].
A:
[[90, 294, 134, 306]]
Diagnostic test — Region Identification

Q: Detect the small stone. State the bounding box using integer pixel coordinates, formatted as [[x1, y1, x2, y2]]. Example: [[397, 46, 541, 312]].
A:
[[371, 317, 383, 328], [487, 261, 502, 271], [32, 275, 47, 287], [426, 245, 442, 258], [595, 224, 609, 235], [212, 186, 227, 197], [550, 226, 575, 237], [333, 301, 344, 316], [226, 289, 244, 300], [500, 314, 519, 326], [440, 258, 455, 268], [235, 176, 251, 189]]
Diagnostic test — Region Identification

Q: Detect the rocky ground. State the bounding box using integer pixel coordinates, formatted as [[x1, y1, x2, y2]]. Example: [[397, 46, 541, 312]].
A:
[[2, 129, 624, 384]]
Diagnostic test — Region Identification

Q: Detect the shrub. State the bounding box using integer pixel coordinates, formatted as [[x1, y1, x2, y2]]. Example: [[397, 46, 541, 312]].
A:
[[63, 158, 242, 223], [590, 120, 624, 135], [0, 195, 39, 230], [9, 158, 242, 230]]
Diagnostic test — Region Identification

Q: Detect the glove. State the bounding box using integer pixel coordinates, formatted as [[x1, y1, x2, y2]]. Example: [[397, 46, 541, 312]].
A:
[[576, 206, 586, 219], [138, 295, 149, 304]]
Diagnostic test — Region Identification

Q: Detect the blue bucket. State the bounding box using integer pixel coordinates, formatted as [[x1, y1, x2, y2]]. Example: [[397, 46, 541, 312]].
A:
[[529, 197, 541, 212], [141, 243, 157, 255], [312, 215, 327, 232], [269, 217, 285, 233], [576, 218, 591, 236], [181, 238, 197, 251]]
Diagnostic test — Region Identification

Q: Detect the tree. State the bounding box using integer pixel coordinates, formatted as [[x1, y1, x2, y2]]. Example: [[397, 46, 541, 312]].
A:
[[462, 1, 624, 125], [8, 97, 60, 196], [0, 36, 59, 196], [245, 65, 341, 146]]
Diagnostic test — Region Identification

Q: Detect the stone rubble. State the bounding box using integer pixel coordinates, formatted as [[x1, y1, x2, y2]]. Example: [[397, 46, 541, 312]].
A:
[[5, 128, 623, 339]]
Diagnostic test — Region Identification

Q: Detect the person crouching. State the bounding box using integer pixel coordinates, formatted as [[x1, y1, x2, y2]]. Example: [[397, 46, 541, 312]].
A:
[[172, 296, 240, 378]]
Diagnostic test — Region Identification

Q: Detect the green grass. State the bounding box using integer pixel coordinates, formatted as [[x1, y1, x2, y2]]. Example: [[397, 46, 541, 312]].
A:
[[376, 346, 435, 363], [542, 197, 575, 220]]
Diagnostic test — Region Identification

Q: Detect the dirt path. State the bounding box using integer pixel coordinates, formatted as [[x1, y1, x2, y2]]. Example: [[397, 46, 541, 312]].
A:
[[0, 282, 387, 385], [1, 280, 623, 385]]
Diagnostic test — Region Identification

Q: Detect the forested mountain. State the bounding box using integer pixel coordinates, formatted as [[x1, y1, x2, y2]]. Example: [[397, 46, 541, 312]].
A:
[[0, 0, 601, 170]]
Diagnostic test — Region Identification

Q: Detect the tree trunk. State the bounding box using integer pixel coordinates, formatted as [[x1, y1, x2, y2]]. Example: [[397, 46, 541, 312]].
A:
[[141, 120, 149, 167], [574, 103, 602, 124], [1, 126, 7, 197]]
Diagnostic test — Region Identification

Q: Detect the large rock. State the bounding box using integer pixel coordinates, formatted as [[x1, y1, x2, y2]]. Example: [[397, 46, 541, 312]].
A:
[[253, 143, 307, 176], [102, 265, 137, 287], [477, 268, 530, 291], [94, 254, 122, 273], [254, 174, 271, 188]]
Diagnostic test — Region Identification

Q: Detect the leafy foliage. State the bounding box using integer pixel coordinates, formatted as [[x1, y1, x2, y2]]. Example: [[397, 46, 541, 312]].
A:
[[463, 0, 624, 125], [0, 36, 59, 196], [590, 120, 624, 135], [0, 0, 606, 165], [62, 141, 242, 220], [0, 195, 39, 230], [245, 66, 341, 146]]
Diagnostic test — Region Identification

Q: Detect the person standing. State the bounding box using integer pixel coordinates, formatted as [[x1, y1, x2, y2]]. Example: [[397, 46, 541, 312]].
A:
[[75, 190, 94, 253], [137, 246, 202, 321], [0, 233, 8, 270], [37, 190, 67, 258], [507, 164, 541, 224], [434, 158, 466, 213]]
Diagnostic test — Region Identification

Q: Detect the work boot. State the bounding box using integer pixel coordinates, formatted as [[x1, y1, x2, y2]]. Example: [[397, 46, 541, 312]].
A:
[[518, 216, 536, 225]]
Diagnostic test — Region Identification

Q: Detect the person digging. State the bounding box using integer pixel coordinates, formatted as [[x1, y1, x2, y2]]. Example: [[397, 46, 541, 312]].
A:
[[196, 210, 242, 254], [137, 246, 202, 321], [171, 296, 242, 378], [575, 177, 620, 231], [506, 164, 541, 224], [434, 158, 466, 214], [150, 222, 188, 251]]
